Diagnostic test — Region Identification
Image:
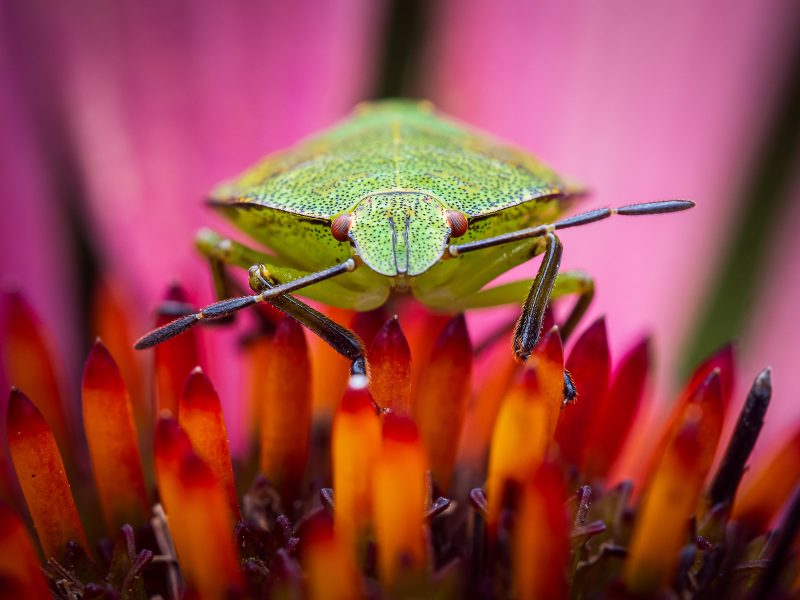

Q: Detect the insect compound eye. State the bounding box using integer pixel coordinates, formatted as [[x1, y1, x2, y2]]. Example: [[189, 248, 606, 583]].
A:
[[445, 210, 469, 238], [331, 213, 353, 242]]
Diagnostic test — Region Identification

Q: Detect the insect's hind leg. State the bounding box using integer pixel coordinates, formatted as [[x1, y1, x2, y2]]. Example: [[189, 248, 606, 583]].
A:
[[194, 229, 369, 378], [247, 267, 368, 378]]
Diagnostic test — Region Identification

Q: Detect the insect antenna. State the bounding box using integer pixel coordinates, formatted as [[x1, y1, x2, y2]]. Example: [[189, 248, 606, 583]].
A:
[[448, 199, 694, 257], [135, 313, 203, 348], [135, 258, 357, 349]]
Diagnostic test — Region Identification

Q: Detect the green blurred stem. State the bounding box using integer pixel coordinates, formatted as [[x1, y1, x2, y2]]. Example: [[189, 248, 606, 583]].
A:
[[372, 0, 433, 99], [681, 30, 800, 380]]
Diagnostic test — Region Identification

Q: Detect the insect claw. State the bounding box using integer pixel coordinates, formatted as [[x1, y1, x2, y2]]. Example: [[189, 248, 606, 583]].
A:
[[562, 371, 578, 407], [513, 349, 530, 363]]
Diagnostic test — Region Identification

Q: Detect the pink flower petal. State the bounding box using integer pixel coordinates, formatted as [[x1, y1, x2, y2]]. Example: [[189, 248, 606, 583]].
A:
[[427, 0, 797, 414]]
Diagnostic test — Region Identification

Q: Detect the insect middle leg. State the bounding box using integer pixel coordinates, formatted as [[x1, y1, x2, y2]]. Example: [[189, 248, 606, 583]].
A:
[[247, 268, 368, 378]]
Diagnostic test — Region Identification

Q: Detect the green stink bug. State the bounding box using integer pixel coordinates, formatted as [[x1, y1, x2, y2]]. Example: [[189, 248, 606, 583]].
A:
[[135, 100, 692, 400]]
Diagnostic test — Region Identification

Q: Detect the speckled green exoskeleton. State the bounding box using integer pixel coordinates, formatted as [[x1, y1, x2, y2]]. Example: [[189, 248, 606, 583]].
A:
[[136, 100, 692, 400]]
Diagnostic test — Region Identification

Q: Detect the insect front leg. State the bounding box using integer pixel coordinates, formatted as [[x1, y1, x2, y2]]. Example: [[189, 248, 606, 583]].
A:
[[245, 267, 369, 378], [138, 229, 370, 378], [512, 233, 579, 403], [197, 229, 370, 377], [514, 232, 563, 362]]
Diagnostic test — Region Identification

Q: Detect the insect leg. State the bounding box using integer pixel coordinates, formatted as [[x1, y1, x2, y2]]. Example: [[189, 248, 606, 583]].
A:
[[286, 303, 368, 377], [193, 231, 369, 376], [514, 232, 562, 362], [510, 233, 581, 404], [447, 199, 694, 257], [244, 267, 368, 377]]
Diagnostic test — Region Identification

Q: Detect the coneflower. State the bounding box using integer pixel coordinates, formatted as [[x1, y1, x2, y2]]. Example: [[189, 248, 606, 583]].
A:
[[1, 287, 797, 599]]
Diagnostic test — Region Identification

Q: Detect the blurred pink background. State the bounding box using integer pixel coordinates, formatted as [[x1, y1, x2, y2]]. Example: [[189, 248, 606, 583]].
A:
[[1, 0, 798, 455], [424, 0, 800, 458]]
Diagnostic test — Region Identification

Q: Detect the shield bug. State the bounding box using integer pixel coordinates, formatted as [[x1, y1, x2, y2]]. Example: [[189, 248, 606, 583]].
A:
[[135, 100, 692, 400]]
